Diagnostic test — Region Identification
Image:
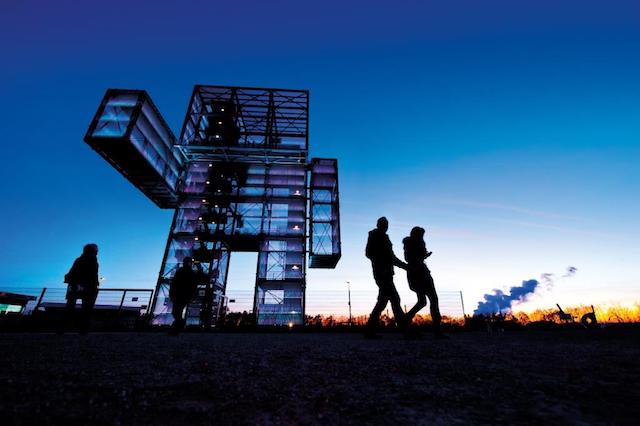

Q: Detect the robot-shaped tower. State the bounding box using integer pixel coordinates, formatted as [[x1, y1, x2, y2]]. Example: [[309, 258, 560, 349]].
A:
[[84, 86, 341, 326]]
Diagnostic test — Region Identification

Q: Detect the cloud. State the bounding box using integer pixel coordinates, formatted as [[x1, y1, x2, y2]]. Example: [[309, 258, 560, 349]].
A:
[[438, 199, 581, 221]]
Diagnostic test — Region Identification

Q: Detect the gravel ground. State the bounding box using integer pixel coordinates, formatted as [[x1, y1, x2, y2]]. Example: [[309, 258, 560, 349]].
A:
[[1, 329, 639, 425]]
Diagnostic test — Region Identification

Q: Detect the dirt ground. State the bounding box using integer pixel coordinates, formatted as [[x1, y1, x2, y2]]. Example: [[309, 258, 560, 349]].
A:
[[1, 329, 639, 425]]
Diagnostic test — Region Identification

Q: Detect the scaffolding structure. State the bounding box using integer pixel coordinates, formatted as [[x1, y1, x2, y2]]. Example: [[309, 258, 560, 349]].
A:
[[84, 85, 341, 327]]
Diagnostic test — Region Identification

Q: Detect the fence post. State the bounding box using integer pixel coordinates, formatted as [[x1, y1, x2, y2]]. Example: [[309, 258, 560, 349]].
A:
[[147, 290, 154, 315], [34, 287, 47, 313], [118, 290, 127, 313], [459, 291, 466, 317]]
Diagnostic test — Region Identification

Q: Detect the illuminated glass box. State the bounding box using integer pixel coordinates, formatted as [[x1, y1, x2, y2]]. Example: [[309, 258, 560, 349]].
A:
[[84, 89, 184, 208]]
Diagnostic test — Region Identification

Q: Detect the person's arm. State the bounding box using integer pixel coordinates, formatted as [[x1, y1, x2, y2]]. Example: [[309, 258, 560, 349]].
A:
[[420, 240, 432, 259], [94, 261, 100, 287], [392, 254, 408, 270], [384, 235, 407, 269]]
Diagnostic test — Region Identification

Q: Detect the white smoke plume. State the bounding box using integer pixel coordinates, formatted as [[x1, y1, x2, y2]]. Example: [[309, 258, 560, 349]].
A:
[[474, 266, 577, 315]]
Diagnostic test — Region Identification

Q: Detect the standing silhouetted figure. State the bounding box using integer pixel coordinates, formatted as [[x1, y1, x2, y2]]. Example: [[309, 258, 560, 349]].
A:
[[365, 217, 407, 337], [403, 227, 443, 337], [63, 243, 100, 333], [169, 257, 200, 335]]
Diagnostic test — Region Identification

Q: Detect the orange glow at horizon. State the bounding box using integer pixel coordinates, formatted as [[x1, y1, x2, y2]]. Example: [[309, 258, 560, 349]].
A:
[[302, 302, 640, 326]]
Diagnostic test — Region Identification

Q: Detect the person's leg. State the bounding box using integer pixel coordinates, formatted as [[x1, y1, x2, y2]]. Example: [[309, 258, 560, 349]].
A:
[[80, 291, 97, 333], [406, 293, 427, 324], [61, 295, 77, 332], [386, 281, 406, 326], [171, 302, 185, 334], [366, 286, 390, 332], [424, 273, 442, 334], [65, 296, 77, 310], [178, 304, 187, 330], [366, 267, 391, 332]]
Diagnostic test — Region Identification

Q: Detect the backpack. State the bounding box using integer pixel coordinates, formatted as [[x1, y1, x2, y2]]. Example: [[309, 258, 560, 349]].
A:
[[64, 263, 76, 284]]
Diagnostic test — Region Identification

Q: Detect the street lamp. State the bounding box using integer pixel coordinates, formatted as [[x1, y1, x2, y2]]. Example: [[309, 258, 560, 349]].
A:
[[346, 281, 352, 327]]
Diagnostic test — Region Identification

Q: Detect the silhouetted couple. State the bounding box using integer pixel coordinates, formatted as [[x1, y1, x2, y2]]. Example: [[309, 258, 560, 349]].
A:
[[365, 217, 443, 338]]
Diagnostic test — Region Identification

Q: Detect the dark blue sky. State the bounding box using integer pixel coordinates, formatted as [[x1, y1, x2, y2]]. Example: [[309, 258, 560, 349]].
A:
[[1, 0, 639, 310]]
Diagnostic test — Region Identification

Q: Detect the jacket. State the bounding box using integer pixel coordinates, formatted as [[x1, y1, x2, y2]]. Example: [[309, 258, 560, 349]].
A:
[[169, 266, 199, 304], [402, 236, 428, 265], [66, 255, 99, 290], [366, 228, 404, 274]]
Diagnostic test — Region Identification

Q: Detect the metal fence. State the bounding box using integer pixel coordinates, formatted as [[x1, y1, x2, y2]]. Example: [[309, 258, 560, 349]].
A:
[[0, 287, 154, 315], [1, 286, 465, 320], [224, 289, 467, 319]]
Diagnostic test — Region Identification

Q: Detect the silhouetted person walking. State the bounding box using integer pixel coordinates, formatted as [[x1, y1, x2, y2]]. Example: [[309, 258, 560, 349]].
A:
[[63, 243, 100, 333], [365, 217, 407, 337], [403, 227, 444, 337], [169, 256, 200, 335]]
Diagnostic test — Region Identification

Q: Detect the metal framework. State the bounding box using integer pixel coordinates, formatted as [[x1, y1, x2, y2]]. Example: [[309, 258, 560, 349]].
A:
[[84, 85, 341, 326]]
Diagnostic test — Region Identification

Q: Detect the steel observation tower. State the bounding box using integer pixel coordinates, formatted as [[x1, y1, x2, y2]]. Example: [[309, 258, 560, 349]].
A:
[[84, 85, 341, 326]]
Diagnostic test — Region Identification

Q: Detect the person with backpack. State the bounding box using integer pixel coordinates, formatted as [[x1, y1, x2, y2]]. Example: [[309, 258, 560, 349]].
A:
[[63, 243, 100, 333], [403, 227, 445, 338]]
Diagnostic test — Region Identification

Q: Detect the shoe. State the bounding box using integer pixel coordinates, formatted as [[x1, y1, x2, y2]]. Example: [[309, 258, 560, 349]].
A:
[[396, 317, 409, 330], [399, 312, 418, 331]]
